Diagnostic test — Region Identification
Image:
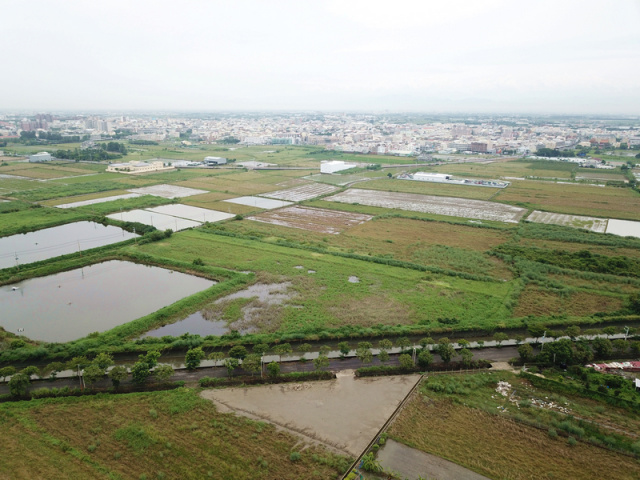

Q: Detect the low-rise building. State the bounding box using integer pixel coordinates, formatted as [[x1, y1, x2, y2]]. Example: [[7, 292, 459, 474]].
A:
[[106, 160, 174, 174], [204, 156, 227, 165], [29, 151, 52, 162]]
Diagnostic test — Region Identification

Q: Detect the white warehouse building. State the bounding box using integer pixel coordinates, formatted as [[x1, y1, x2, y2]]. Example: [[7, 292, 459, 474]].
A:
[[204, 156, 227, 165], [413, 172, 452, 182], [320, 160, 357, 174], [29, 152, 52, 162]]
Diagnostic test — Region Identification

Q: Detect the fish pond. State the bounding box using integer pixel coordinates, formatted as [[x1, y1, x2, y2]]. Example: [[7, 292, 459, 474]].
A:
[[0, 221, 138, 270], [0, 260, 215, 342]]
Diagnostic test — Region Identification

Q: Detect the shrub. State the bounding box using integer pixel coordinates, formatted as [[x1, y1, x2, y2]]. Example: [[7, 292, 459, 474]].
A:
[[548, 428, 558, 439], [289, 451, 301, 462], [567, 436, 577, 447]]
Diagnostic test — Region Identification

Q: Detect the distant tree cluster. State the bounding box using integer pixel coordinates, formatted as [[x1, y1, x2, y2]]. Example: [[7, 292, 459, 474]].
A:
[[536, 147, 576, 158], [54, 148, 122, 161], [98, 142, 128, 154]]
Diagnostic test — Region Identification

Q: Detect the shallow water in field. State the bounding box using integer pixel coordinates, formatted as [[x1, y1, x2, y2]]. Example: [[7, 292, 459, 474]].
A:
[[0, 260, 214, 342]]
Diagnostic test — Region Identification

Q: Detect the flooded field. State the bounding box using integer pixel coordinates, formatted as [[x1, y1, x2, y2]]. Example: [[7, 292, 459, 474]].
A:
[[106, 209, 201, 231], [249, 205, 372, 234], [146, 204, 235, 223], [0, 260, 214, 342], [224, 196, 293, 209], [144, 312, 229, 338], [259, 183, 338, 201], [55, 193, 141, 209], [527, 210, 608, 233], [128, 184, 207, 198], [606, 219, 640, 238], [0, 222, 138, 270], [327, 188, 527, 223], [202, 372, 421, 456]]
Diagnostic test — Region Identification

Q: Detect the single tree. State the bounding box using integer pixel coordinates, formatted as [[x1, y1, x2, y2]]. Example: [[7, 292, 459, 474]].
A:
[[565, 326, 581, 340], [630, 341, 640, 356], [131, 361, 152, 384], [612, 339, 627, 355], [155, 364, 174, 383], [228, 345, 248, 360], [319, 345, 331, 357], [457, 339, 470, 349], [378, 350, 390, 364], [299, 343, 312, 361], [0, 366, 16, 382], [518, 343, 534, 362], [337, 341, 351, 358], [528, 325, 546, 343], [21, 366, 40, 378], [313, 355, 330, 372], [225, 358, 240, 377], [253, 343, 269, 356], [66, 356, 89, 372], [602, 326, 616, 337], [243, 354, 262, 376], [417, 350, 433, 368], [397, 337, 411, 353], [356, 342, 373, 364], [493, 332, 509, 347], [398, 354, 414, 370], [43, 362, 65, 380], [83, 364, 105, 387], [437, 338, 455, 363], [109, 365, 128, 388], [378, 339, 393, 351], [92, 352, 114, 370], [514, 334, 525, 345], [266, 361, 280, 378], [208, 351, 226, 364], [8, 372, 30, 397], [460, 348, 473, 367], [592, 337, 613, 358], [185, 347, 206, 370], [141, 350, 161, 369], [273, 343, 292, 362], [419, 337, 434, 350]]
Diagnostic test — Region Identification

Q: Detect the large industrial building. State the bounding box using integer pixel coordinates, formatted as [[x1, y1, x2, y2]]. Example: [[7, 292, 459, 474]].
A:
[[106, 160, 174, 174], [204, 156, 227, 165], [29, 152, 52, 162]]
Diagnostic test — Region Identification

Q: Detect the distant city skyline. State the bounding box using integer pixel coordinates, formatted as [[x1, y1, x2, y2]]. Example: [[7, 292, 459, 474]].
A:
[[2, 0, 639, 114]]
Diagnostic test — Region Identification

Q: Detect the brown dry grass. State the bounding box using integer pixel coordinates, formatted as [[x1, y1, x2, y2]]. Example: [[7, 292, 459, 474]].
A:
[[513, 285, 624, 317], [495, 180, 640, 220], [326, 294, 413, 327], [0, 389, 349, 480], [390, 397, 640, 480], [176, 178, 276, 195]]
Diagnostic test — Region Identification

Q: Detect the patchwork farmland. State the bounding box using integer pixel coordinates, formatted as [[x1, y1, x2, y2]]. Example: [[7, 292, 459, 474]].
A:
[[248, 205, 373, 234]]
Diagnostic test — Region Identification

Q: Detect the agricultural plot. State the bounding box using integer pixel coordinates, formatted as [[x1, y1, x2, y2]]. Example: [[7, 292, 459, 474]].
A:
[[146, 204, 235, 223], [526, 210, 608, 233], [55, 193, 142, 209], [259, 183, 339, 201], [494, 180, 640, 221], [224, 196, 293, 209], [363, 178, 498, 200], [326, 188, 527, 223], [128, 184, 207, 198], [606, 219, 640, 239], [248, 206, 372, 234], [107, 209, 201, 231], [306, 172, 386, 186]]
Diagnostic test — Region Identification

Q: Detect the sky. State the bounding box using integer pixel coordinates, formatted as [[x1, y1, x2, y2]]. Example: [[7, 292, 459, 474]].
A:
[[1, 0, 639, 114]]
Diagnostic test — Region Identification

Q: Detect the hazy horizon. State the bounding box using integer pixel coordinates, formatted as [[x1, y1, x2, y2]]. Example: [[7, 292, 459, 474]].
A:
[[2, 0, 639, 114]]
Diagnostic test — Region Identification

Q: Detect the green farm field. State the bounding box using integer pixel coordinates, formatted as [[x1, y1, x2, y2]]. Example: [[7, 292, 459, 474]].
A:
[[0, 388, 350, 480], [389, 371, 640, 480], [362, 178, 499, 200]]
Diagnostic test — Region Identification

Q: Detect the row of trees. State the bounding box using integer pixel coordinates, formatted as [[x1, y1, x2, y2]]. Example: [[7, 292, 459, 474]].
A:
[[518, 337, 640, 365]]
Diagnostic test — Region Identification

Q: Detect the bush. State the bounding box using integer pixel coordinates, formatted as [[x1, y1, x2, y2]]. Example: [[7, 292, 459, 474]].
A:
[[548, 428, 558, 439], [567, 436, 577, 447], [289, 451, 301, 462]]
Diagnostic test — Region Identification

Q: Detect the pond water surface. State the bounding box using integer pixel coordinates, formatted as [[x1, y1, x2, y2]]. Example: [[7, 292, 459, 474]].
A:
[[0, 260, 214, 342], [0, 221, 138, 269]]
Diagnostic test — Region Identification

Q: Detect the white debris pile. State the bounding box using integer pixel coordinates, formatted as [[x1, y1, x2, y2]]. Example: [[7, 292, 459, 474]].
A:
[[496, 381, 512, 397], [529, 397, 571, 414]]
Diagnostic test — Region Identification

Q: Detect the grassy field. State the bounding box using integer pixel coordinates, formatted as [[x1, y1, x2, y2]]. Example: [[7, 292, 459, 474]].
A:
[[495, 180, 640, 220], [131, 229, 515, 332], [431, 159, 575, 179], [0, 388, 351, 480], [389, 371, 640, 480]]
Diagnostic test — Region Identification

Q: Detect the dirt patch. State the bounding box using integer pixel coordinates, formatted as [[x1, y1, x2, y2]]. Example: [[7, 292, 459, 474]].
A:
[[249, 205, 373, 234], [527, 210, 608, 233], [201, 373, 421, 456], [327, 188, 527, 223], [259, 183, 339, 201]]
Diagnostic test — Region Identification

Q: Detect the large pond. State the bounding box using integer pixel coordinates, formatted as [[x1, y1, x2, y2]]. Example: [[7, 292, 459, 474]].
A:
[[0, 221, 138, 270], [0, 260, 214, 342], [606, 219, 640, 239]]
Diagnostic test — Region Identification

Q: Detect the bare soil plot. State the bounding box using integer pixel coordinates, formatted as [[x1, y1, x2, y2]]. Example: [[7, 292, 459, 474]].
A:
[[494, 180, 640, 221], [201, 373, 421, 456], [575, 171, 628, 182], [146, 204, 234, 223], [513, 285, 624, 318], [363, 178, 497, 200], [327, 188, 527, 223], [249, 206, 372, 234], [55, 193, 142, 209], [527, 210, 608, 233], [224, 196, 293, 209], [128, 184, 207, 198], [259, 183, 339, 201]]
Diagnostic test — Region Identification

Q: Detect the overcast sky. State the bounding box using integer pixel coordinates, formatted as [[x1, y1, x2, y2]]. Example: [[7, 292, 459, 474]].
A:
[[2, 0, 639, 114]]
